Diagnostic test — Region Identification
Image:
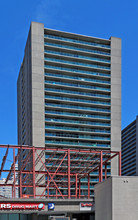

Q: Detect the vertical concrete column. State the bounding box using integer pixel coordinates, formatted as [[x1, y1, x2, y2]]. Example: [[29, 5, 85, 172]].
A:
[[30, 22, 45, 195], [110, 37, 121, 176], [31, 21, 45, 148]]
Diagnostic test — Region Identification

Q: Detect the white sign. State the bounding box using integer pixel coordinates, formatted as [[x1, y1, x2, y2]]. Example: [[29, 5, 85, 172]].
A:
[[80, 203, 93, 211], [0, 203, 45, 210]]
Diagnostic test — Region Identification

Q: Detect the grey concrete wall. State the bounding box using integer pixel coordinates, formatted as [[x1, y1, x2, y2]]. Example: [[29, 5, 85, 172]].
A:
[[31, 22, 45, 148], [17, 22, 45, 195], [95, 178, 112, 220], [110, 37, 121, 176], [30, 22, 45, 195], [95, 176, 138, 220], [17, 22, 45, 147], [113, 177, 138, 220]]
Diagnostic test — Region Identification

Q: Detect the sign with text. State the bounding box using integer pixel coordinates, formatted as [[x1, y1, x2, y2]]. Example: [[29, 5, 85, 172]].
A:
[[0, 203, 45, 210], [80, 203, 93, 211]]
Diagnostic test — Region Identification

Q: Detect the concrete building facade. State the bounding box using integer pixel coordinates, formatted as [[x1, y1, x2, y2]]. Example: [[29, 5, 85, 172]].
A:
[[17, 22, 121, 198], [95, 176, 138, 220], [122, 116, 138, 176], [0, 164, 18, 198]]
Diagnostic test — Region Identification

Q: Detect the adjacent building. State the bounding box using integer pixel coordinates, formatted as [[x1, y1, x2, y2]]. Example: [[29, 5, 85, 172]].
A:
[[0, 164, 18, 198], [122, 116, 138, 176], [0, 178, 18, 198], [17, 22, 121, 198]]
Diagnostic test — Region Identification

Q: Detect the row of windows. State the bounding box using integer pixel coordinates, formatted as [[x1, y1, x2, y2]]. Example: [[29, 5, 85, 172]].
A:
[[45, 72, 110, 84], [45, 80, 110, 92], [46, 154, 110, 164], [122, 163, 136, 173], [45, 57, 110, 70], [46, 162, 110, 170], [45, 140, 110, 148], [45, 118, 110, 126], [45, 110, 110, 120], [46, 103, 110, 113], [45, 95, 110, 106], [45, 158, 110, 170], [122, 122, 136, 137], [45, 65, 110, 77], [122, 126, 136, 140], [45, 132, 110, 140], [44, 42, 110, 56], [45, 87, 110, 99], [45, 125, 110, 134], [122, 147, 136, 161], [122, 128, 136, 143], [45, 49, 110, 63], [122, 152, 136, 166], [122, 156, 136, 168], [122, 139, 136, 152], [122, 168, 136, 176], [44, 34, 110, 49]]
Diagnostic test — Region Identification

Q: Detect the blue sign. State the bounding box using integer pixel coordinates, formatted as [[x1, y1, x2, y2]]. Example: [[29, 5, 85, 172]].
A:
[[38, 203, 44, 209], [48, 203, 55, 210]]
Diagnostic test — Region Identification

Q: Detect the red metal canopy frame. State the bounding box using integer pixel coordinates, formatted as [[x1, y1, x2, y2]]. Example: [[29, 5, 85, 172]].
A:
[[0, 145, 121, 200]]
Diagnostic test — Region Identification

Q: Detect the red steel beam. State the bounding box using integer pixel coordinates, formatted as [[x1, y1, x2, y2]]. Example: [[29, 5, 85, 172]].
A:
[[75, 174, 78, 199], [20, 150, 32, 172], [45, 150, 57, 165], [105, 163, 107, 180], [68, 149, 71, 199], [0, 146, 9, 177], [1, 170, 75, 176], [44, 151, 68, 197], [13, 148, 16, 198], [0, 145, 121, 199], [0, 144, 120, 155], [77, 153, 99, 175], [75, 159, 102, 185], [20, 172, 22, 198], [100, 151, 103, 182], [47, 175, 49, 199], [33, 147, 36, 198], [79, 179, 81, 199], [5, 150, 20, 184], [36, 150, 67, 198], [70, 153, 89, 172], [103, 152, 118, 165], [35, 150, 45, 167], [48, 152, 67, 172], [76, 157, 101, 182], [88, 174, 90, 199], [35, 175, 45, 185], [99, 166, 101, 183]]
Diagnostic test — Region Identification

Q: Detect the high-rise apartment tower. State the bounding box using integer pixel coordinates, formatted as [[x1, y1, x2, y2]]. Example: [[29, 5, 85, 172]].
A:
[[17, 22, 121, 198], [122, 116, 138, 176]]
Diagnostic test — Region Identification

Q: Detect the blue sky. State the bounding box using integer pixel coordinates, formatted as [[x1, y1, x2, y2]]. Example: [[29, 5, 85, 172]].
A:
[[0, 0, 138, 145]]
